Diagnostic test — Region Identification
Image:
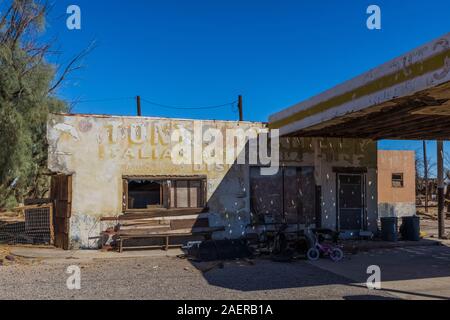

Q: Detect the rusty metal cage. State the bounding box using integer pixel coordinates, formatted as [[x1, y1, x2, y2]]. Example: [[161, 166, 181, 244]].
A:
[[0, 204, 54, 245]]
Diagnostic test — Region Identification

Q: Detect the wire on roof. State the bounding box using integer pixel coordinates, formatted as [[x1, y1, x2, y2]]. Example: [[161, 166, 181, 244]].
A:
[[141, 97, 238, 110]]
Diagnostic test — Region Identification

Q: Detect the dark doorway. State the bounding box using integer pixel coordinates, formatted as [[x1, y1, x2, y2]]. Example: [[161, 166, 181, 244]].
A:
[[337, 173, 365, 231]]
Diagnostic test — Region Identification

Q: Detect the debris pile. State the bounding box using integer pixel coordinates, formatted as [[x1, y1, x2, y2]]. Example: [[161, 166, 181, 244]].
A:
[[417, 207, 450, 220], [0, 246, 15, 266], [100, 213, 224, 252]]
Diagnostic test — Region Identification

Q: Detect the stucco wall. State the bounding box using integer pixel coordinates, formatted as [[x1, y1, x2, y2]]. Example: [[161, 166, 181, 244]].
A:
[[48, 114, 378, 248], [311, 138, 378, 232], [377, 150, 416, 217]]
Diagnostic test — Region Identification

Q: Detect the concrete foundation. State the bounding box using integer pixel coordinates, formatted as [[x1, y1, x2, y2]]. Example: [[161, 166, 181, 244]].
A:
[[378, 202, 417, 218]]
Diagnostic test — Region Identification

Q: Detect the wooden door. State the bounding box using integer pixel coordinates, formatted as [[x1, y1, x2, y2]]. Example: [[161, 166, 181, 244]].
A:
[[50, 175, 72, 250]]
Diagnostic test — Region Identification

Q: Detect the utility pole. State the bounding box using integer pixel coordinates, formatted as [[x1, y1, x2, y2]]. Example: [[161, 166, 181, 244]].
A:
[[238, 95, 243, 121], [437, 140, 446, 239], [136, 96, 142, 116], [423, 141, 429, 213]]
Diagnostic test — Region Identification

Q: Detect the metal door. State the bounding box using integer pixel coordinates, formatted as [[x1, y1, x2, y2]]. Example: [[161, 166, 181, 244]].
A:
[[337, 173, 365, 231]]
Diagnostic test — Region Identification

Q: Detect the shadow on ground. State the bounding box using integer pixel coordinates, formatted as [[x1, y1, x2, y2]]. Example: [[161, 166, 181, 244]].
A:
[[186, 244, 450, 299]]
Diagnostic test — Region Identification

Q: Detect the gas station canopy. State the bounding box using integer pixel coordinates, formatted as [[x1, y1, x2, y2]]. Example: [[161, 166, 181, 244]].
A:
[[269, 33, 450, 140]]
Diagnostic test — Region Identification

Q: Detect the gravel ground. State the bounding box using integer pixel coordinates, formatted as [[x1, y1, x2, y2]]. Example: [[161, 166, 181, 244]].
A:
[[0, 256, 394, 300]]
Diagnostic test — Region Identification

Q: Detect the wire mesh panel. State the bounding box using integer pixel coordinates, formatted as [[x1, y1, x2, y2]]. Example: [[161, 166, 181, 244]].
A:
[[0, 204, 53, 245], [0, 219, 27, 244]]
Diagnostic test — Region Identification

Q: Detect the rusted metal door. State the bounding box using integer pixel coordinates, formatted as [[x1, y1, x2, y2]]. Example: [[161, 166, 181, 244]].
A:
[[50, 175, 72, 250], [337, 173, 365, 231], [250, 167, 316, 225]]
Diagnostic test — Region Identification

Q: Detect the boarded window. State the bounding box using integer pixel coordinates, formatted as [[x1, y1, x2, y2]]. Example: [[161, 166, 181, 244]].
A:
[[171, 180, 203, 208], [175, 180, 189, 208], [250, 167, 316, 224], [392, 173, 404, 188]]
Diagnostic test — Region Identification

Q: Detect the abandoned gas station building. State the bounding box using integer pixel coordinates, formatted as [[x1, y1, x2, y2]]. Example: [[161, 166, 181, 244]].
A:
[[47, 32, 450, 249], [47, 114, 377, 249]]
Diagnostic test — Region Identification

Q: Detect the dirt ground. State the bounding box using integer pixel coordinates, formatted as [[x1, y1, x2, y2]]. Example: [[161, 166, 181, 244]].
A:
[[0, 246, 12, 266], [1, 216, 449, 300], [0, 245, 33, 267], [416, 212, 450, 238], [0, 253, 396, 300], [1, 241, 450, 300]]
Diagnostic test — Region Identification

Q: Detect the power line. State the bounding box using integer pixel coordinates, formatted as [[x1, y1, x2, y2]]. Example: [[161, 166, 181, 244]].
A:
[[141, 97, 238, 110], [72, 95, 239, 113]]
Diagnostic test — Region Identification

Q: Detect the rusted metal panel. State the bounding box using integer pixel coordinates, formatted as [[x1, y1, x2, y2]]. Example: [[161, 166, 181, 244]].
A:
[[297, 167, 316, 225], [315, 186, 322, 228], [283, 167, 315, 224], [250, 168, 283, 223]]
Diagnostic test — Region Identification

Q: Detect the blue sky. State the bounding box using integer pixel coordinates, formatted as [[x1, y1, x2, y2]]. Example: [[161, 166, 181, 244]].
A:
[[43, 0, 450, 170]]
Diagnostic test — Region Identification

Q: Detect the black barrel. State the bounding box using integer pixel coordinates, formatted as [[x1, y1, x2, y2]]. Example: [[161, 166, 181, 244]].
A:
[[381, 217, 398, 242], [400, 216, 420, 241]]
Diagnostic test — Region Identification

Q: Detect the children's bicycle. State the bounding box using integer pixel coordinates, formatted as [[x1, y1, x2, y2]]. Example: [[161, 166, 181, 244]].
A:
[[307, 242, 344, 262], [305, 229, 344, 262]]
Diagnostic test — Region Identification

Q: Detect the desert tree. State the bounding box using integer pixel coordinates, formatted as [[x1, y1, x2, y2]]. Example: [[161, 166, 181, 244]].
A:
[[0, 0, 90, 208]]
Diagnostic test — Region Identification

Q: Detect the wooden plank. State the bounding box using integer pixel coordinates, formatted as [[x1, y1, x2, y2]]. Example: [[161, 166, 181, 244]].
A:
[[118, 226, 171, 233], [119, 220, 170, 227], [100, 213, 209, 222], [49, 204, 55, 246], [123, 175, 207, 180], [119, 233, 193, 238], [170, 218, 209, 230], [117, 226, 224, 237], [13, 204, 52, 211], [122, 179, 128, 212], [121, 208, 206, 219], [24, 198, 52, 206], [67, 175, 72, 218], [118, 244, 183, 252]]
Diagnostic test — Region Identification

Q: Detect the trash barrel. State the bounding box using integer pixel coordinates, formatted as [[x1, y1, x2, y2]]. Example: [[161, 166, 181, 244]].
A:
[[381, 217, 398, 242], [400, 216, 420, 241]]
